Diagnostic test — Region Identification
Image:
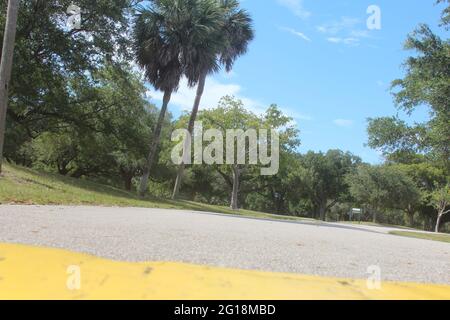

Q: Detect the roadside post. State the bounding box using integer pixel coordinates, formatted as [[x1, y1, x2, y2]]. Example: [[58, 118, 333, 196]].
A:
[[352, 208, 362, 224]]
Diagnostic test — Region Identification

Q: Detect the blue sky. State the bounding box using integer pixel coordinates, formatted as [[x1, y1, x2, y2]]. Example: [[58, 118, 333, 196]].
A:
[[149, 0, 447, 164]]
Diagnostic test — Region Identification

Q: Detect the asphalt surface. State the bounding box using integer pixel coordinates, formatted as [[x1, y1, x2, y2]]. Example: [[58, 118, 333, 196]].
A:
[[0, 205, 449, 284]]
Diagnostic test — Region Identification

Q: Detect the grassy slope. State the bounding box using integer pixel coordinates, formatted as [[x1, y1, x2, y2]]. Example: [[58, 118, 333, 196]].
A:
[[389, 231, 450, 244], [0, 163, 312, 223]]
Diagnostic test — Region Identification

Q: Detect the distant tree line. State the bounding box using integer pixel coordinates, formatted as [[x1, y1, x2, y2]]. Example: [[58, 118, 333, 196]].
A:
[[0, 0, 448, 232]]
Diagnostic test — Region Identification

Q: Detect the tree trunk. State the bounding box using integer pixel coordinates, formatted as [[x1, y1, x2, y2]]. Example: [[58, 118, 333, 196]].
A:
[[276, 194, 285, 215], [230, 165, 240, 210], [125, 177, 132, 191], [122, 171, 133, 191], [435, 213, 443, 233], [172, 72, 206, 200], [0, 0, 19, 174], [407, 212, 414, 228], [405, 205, 415, 227], [424, 215, 433, 232], [58, 164, 70, 176], [319, 203, 326, 221], [138, 90, 172, 196], [372, 210, 377, 224]]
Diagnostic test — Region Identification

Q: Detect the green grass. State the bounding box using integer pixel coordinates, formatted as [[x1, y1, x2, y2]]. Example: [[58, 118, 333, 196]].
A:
[[389, 231, 450, 243], [340, 221, 414, 230], [0, 163, 312, 223]]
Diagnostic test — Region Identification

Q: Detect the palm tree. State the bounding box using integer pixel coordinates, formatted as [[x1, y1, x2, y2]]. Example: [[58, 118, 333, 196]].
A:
[[134, 2, 183, 196], [135, 0, 223, 196], [0, 0, 20, 174], [171, 0, 254, 199]]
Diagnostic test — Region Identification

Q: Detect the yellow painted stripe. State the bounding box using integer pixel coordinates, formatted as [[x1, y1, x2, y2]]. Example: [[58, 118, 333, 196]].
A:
[[0, 243, 449, 300]]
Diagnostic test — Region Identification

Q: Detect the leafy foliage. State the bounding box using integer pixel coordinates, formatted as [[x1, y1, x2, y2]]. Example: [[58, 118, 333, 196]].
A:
[[369, 21, 450, 171], [346, 165, 421, 223]]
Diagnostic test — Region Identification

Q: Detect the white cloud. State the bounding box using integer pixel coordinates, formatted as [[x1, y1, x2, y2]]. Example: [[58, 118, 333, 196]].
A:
[[223, 70, 237, 79], [277, 0, 311, 19], [318, 17, 373, 47], [149, 77, 265, 114], [284, 109, 313, 121], [333, 119, 354, 127], [149, 77, 312, 124], [279, 26, 311, 42], [350, 30, 370, 38], [327, 37, 359, 46], [317, 17, 360, 35]]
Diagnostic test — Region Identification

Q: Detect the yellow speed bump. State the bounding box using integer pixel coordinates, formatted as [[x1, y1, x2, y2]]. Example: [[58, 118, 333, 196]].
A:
[[0, 243, 449, 300]]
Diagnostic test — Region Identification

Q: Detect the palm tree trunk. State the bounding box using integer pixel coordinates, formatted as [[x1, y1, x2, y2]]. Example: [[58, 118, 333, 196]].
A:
[[435, 213, 443, 233], [0, 0, 19, 174], [172, 72, 206, 200], [230, 165, 240, 210], [138, 90, 172, 196]]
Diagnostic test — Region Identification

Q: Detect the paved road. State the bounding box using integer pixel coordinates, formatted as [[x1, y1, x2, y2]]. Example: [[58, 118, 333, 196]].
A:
[[0, 205, 449, 284]]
